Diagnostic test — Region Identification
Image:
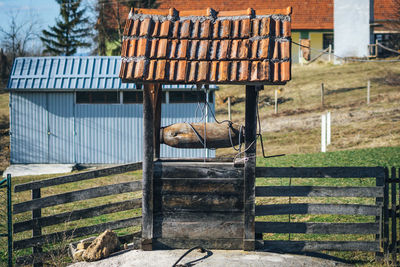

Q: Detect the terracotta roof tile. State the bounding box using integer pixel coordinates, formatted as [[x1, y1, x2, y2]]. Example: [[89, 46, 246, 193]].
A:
[[120, 7, 292, 84]]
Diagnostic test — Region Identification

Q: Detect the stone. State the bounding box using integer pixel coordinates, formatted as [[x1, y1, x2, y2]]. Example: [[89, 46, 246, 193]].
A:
[[77, 240, 92, 250], [73, 250, 85, 262], [82, 230, 120, 262]]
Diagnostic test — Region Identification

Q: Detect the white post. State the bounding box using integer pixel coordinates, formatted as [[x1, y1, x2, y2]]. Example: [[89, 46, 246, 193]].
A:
[[205, 89, 209, 158], [228, 96, 231, 121], [367, 80, 370, 105], [321, 114, 327, 153], [328, 44, 332, 63], [327, 111, 331, 145], [274, 89, 278, 114]]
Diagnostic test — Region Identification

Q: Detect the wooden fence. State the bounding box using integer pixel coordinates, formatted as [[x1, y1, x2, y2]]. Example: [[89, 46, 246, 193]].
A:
[[254, 167, 386, 258], [386, 167, 399, 264], [12, 162, 143, 266]]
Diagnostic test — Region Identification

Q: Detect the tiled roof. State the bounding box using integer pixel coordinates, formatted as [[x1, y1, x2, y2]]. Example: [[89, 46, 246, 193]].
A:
[[119, 8, 292, 85]]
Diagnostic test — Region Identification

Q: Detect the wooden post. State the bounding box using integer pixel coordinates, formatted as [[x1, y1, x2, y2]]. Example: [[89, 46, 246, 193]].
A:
[[151, 83, 162, 159], [274, 89, 278, 114], [243, 85, 260, 251], [228, 96, 231, 121], [321, 114, 327, 153], [390, 167, 397, 264], [32, 188, 42, 267], [367, 80, 371, 105], [321, 83, 325, 109], [142, 84, 154, 250]]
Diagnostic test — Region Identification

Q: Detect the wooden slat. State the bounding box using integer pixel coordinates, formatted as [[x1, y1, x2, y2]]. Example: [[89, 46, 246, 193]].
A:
[[155, 178, 243, 194], [13, 181, 142, 214], [155, 221, 243, 239], [256, 167, 385, 178], [153, 238, 243, 250], [14, 162, 142, 192], [13, 217, 141, 250], [155, 211, 243, 222], [391, 167, 397, 261], [255, 222, 380, 234], [261, 240, 380, 252], [14, 198, 141, 233], [154, 162, 243, 178], [156, 193, 243, 212], [255, 186, 383, 198], [255, 203, 380, 216]]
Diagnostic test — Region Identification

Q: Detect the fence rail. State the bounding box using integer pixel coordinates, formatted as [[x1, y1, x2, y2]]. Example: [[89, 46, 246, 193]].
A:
[[0, 174, 12, 267], [12, 162, 143, 266], [255, 166, 386, 258]]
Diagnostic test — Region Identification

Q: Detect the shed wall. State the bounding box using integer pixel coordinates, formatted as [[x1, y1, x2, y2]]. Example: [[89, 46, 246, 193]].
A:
[[10, 92, 215, 164]]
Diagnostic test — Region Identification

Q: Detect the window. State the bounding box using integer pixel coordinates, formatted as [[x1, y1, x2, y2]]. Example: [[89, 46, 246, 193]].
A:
[[323, 33, 334, 50], [169, 91, 213, 103], [123, 91, 143, 103], [76, 92, 120, 104], [300, 31, 309, 39]]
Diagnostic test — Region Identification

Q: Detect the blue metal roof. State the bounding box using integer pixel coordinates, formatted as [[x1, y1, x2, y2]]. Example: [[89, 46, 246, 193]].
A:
[[7, 56, 218, 91]]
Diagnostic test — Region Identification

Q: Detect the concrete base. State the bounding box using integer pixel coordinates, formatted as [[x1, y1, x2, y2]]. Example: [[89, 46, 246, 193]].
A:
[[3, 164, 75, 178], [68, 249, 348, 267]]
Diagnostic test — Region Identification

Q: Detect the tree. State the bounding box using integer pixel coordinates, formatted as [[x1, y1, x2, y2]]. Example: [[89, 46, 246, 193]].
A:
[[41, 0, 91, 56], [93, 0, 158, 56]]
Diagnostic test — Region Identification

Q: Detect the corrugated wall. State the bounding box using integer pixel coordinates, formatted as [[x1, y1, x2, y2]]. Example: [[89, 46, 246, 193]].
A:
[[10, 92, 215, 164]]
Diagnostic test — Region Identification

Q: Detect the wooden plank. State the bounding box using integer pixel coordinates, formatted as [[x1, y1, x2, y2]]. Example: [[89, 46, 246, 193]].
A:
[[154, 221, 243, 239], [256, 167, 385, 178], [156, 194, 243, 212], [14, 198, 141, 233], [154, 162, 243, 178], [142, 83, 154, 249], [255, 203, 380, 216], [376, 169, 385, 261], [243, 85, 259, 251], [383, 168, 389, 259], [154, 211, 243, 222], [255, 186, 383, 198], [14, 162, 142, 192], [262, 240, 380, 252], [155, 178, 243, 194], [13, 181, 142, 214], [13, 217, 141, 250], [153, 238, 243, 250], [255, 222, 380, 234]]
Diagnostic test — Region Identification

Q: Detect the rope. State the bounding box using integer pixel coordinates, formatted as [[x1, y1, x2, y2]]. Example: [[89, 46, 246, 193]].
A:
[[172, 246, 207, 267], [377, 43, 400, 55]]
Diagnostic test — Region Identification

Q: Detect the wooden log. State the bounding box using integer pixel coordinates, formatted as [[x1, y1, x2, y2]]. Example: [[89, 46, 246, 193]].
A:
[[13, 181, 142, 214], [13, 217, 141, 250], [14, 198, 141, 233], [160, 122, 244, 149], [14, 162, 142, 192], [255, 222, 380, 235], [255, 186, 383, 198], [255, 166, 385, 178], [261, 241, 380, 252], [255, 203, 380, 216]]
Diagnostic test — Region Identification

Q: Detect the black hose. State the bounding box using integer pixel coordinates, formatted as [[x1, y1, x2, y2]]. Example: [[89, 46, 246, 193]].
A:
[[172, 246, 207, 267]]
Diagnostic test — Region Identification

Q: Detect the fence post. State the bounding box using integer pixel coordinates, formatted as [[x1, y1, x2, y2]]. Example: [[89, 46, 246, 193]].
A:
[[274, 90, 278, 114], [228, 96, 231, 121], [321, 114, 326, 152], [367, 80, 371, 105], [328, 44, 332, 62], [321, 83, 325, 108], [7, 174, 12, 267], [391, 167, 397, 264], [327, 111, 331, 145], [32, 188, 42, 267]]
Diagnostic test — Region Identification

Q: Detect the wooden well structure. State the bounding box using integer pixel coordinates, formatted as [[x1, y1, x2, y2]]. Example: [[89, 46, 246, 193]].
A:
[[119, 7, 292, 250]]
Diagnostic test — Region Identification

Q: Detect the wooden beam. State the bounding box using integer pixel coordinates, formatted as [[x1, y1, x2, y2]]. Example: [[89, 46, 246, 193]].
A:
[[243, 85, 260, 251], [261, 240, 380, 252], [142, 84, 154, 250], [152, 83, 162, 159]]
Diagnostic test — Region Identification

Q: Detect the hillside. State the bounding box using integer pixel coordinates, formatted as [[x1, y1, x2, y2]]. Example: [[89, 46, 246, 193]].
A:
[[214, 60, 400, 157]]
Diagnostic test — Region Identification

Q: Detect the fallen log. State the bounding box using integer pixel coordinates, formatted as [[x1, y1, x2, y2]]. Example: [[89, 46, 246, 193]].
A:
[[160, 122, 244, 149]]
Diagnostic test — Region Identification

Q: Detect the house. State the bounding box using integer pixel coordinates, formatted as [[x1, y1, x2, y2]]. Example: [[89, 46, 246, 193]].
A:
[[6, 56, 217, 164], [105, 0, 399, 61]]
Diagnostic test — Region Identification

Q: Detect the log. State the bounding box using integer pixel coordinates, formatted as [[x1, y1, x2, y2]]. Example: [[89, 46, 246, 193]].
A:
[[160, 122, 244, 149]]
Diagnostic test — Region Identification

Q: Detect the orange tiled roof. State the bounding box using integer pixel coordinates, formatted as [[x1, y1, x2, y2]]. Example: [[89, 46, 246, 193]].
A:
[[119, 7, 292, 85]]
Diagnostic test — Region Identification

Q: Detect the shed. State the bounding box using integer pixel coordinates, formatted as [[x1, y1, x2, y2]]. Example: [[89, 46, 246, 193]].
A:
[[7, 56, 217, 164]]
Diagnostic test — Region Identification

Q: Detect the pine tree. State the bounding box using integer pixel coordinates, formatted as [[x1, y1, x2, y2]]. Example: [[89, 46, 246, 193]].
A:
[[41, 0, 91, 56]]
